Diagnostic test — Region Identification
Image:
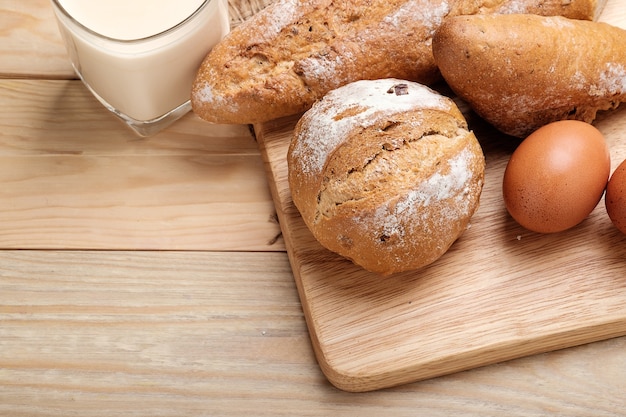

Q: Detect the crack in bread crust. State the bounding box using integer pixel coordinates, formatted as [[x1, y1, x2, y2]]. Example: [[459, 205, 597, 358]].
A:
[[193, 0, 601, 124], [287, 79, 485, 275], [315, 114, 470, 224]]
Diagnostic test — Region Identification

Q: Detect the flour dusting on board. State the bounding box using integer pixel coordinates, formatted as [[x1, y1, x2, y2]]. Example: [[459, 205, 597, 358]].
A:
[[291, 79, 450, 175]]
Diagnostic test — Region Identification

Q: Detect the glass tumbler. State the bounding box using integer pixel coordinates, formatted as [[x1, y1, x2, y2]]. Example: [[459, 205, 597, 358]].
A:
[[50, 0, 230, 136]]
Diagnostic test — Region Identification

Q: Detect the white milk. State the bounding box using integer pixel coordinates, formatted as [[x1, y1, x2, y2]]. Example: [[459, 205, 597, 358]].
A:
[[57, 0, 209, 41], [52, 0, 229, 132]]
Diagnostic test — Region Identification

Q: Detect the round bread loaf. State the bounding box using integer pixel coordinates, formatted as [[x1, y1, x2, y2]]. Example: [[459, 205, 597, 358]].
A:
[[288, 79, 485, 275]]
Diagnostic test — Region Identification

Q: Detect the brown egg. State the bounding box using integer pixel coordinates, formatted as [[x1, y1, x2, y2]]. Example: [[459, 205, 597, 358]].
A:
[[605, 158, 626, 234], [502, 120, 610, 233]]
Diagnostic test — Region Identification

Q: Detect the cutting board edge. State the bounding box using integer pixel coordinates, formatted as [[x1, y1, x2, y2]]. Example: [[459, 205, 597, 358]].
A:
[[314, 316, 626, 392], [255, 118, 333, 378]]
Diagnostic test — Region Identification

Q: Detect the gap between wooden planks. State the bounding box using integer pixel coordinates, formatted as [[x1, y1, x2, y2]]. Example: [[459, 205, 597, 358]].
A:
[[0, 79, 283, 251]]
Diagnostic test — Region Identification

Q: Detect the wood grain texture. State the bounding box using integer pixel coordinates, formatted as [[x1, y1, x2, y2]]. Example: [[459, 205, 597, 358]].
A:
[[2, 1, 626, 415], [1, 250, 626, 417], [0, 0, 75, 79], [0, 0, 275, 79], [255, 3, 626, 392], [0, 80, 283, 251], [600, 0, 626, 26]]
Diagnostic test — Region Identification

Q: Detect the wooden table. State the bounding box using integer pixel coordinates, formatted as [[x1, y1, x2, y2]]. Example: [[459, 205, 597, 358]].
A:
[[1, 1, 625, 415]]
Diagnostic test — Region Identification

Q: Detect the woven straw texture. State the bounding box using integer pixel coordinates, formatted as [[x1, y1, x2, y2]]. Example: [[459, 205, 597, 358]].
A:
[[228, 0, 275, 27]]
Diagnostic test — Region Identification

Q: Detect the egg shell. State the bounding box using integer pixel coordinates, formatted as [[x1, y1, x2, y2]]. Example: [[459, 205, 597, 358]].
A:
[[606, 158, 626, 234], [502, 120, 610, 234]]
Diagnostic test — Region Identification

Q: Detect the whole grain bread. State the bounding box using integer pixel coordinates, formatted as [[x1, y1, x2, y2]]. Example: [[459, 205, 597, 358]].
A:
[[432, 14, 626, 137], [192, 0, 605, 125], [287, 79, 485, 276]]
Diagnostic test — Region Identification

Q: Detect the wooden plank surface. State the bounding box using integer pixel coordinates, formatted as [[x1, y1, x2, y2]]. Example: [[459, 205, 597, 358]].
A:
[[255, 1, 626, 392], [0, 79, 283, 251], [2, 250, 626, 417], [2, 0, 626, 415], [0, 0, 284, 251], [0, 0, 74, 79]]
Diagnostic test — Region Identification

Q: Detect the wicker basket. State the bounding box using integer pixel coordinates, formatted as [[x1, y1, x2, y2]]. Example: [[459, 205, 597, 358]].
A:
[[228, 0, 275, 27]]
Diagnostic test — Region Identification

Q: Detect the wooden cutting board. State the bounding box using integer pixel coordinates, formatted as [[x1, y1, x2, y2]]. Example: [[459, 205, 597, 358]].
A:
[[254, 3, 626, 392]]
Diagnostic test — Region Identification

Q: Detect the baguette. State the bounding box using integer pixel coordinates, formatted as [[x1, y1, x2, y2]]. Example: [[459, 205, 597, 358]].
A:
[[192, 0, 605, 125], [287, 79, 485, 275], [432, 14, 626, 137]]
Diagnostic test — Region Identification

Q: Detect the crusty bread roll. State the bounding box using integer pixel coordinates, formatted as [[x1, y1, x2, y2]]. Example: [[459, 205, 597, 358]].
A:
[[432, 14, 626, 138], [192, 0, 605, 125], [287, 79, 485, 276]]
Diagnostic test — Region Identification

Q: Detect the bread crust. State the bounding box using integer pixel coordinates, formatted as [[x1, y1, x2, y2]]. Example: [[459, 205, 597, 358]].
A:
[[432, 14, 626, 137], [192, 0, 602, 125], [287, 79, 485, 275]]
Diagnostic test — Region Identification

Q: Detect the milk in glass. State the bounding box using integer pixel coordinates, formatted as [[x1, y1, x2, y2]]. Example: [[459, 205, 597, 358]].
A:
[[51, 0, 230, 136]]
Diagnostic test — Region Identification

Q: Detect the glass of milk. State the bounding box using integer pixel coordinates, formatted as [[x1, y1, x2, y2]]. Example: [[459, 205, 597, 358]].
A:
[[50, 0, 230, 136]]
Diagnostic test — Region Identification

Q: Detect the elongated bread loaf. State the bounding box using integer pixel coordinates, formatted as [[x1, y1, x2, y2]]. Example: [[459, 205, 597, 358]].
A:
[[287, 79, 485, 276], [432, 14, 626, 137], [192, 0, 605, 125]]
